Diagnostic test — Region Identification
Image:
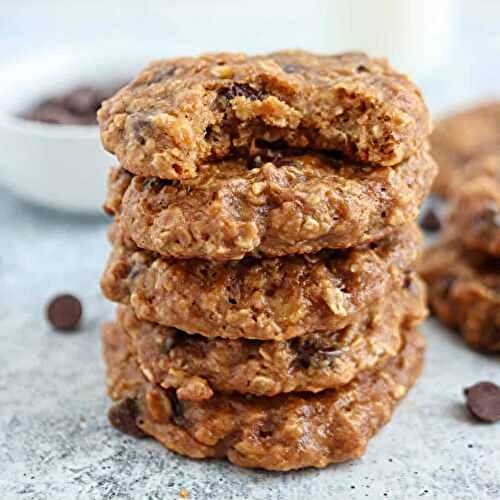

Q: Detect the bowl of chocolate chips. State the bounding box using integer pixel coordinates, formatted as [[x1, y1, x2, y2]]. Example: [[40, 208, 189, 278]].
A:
[[0, 45, 190, 213]]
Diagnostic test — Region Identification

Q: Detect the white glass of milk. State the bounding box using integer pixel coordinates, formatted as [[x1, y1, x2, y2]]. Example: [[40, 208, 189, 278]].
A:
[[321, 0, 454, 78]]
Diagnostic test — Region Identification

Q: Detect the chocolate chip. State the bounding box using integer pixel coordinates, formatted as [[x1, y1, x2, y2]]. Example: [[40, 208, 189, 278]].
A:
[[108, 398, 147, 438], [257, 420, 276, 438], [23, 101, 76, 125], [356, 64, 369, 73], [62, 86, 101, 115], [20, 83, 124, 125], [324, 151, 344, 167], [464, 382, 500, 423], [437, 275, 456, 297], [169, 392, 185, 426], [254, 138, 288, 151], [142, 176, 164, 191], [273, 158, 302, 168], [249, 156, 264, 168], [403, 273, 418, 293], [420, 208, 441, 232], [132, 119, 151, 146], [46, 294, 82, 332], [282, 64, 303, 74], [291, 338, 316, 369], [163, 331, 180, 353], [218, 83, 265, 102], [474, 206, 500, 229]]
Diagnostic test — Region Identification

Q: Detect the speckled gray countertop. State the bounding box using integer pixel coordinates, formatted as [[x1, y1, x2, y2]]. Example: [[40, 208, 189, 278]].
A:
[[0, 186, 499, 500]]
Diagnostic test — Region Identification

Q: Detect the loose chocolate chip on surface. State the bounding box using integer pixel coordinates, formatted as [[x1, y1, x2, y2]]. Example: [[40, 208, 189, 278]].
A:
[[46, 294, 82, 332], [108, 398, 147, 438], [420, 208, 441, 232], [464, 382, 500, 423]]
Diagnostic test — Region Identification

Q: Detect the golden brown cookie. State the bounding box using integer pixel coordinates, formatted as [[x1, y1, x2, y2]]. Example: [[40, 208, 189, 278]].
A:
[[105, 147, 436, 260], [114, 275, 426, 400], [419, 235, 500, 352], [101, 224, 422, 341], [449, 154, 500, 257], [98, 51, 431, 180], [103, 322, 425, 471], [431, 101, 500, 197]]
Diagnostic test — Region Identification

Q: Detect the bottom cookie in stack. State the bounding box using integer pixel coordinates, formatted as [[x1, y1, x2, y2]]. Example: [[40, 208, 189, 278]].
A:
[[102, 278, 426, 471]]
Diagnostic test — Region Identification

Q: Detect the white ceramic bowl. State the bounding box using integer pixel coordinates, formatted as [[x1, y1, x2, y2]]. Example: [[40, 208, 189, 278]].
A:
[[0, 42, 196, 214]]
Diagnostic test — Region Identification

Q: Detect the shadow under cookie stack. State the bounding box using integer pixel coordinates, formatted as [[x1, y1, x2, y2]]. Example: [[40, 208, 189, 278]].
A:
[[98, 51, 436, 471]]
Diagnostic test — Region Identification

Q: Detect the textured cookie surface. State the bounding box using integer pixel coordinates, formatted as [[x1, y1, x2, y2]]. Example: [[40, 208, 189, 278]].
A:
[[101, 224, 422, 340], [449, 154, 500, 256], [431, 101, 500, 197], [98, 51, 431, 180], [419, 235, 500, 352], [103, 323, 425, 471], [105, 147, 435, 260], [114, 275, 426, 400]]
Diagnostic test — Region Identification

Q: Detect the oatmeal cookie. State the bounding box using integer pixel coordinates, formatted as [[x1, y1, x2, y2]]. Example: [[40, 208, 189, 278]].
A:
[[113, 275, 426, 400], [103, 322, 425, 471], [105, 147, 435, 260], [431, 101, 500, 197], [449, 154, 500, 256], [101, 224, 422, 340], [98, 51, 431, 180], [419, 235, 500, 352]]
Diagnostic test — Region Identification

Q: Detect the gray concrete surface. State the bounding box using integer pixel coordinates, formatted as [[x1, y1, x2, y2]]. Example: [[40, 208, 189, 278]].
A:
[[0, 186, 499, 500]]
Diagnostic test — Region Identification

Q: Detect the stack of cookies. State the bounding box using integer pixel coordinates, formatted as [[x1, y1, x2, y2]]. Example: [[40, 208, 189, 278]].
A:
[[422, 126, 499, 351], [98, 51, 436, 470]]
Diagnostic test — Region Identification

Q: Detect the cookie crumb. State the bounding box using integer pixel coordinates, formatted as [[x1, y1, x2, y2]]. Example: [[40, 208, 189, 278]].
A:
[[464, 381, 500, 422], [46, 294, 82, 332]]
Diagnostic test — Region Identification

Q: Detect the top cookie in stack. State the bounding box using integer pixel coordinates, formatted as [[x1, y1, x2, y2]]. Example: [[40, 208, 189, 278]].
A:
[[99, 51, 431, 180], [98, 51, 436, 471]]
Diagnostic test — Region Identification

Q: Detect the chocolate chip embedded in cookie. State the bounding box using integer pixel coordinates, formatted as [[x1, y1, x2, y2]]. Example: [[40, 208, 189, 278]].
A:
[[102, 320, 425, 471], [449, 154, 500, 257], [108, 398, 147, 438], [431, 101, 500, 197], [114, 276, 426, 400], [98, 51, 431, 180], [101, 224, 422, 341], [419, 235, 500, 352], [105, 147, 436, 260]]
